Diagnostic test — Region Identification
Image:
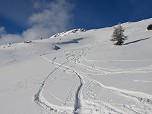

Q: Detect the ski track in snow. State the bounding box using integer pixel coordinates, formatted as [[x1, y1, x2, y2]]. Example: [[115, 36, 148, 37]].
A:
[[42, 55, 85, 114], [34, 42, 152, 114], [79, 57, 152, 75], [34, 51, 86, 114]]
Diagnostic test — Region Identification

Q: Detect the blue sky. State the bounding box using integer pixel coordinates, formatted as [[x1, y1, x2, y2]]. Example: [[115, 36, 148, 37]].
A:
[[0, 0, 152, 44]]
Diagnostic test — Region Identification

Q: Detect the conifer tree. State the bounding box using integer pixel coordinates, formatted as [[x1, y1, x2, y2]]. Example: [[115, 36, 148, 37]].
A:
[[111, 24, 127, 45]]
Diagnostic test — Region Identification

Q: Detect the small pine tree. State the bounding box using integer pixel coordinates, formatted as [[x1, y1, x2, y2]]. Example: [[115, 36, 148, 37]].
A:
[[111, 24, 127, 45]]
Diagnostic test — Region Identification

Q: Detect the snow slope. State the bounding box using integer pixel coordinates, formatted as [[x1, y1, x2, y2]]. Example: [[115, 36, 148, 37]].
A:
[[0, 19, 152, 114]]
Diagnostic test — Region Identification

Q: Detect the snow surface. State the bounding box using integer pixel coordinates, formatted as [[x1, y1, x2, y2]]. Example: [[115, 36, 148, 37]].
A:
[[0, 19, 152, 114]]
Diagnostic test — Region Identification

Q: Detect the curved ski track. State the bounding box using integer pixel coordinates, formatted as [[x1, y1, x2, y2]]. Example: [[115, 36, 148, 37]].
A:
[[34, 42, 152, 114]]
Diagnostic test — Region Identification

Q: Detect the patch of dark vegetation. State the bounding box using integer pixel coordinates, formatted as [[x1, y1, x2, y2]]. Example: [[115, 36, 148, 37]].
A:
[[147, 24, 152, 30], [52, 45, 60, 50], [24, 41, 32, 43]]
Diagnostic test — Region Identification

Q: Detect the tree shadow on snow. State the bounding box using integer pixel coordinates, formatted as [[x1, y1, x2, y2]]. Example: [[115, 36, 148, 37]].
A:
[[124, 37, 151, 45], [52, 38, 83, 50], [55, 38, 83, 45]]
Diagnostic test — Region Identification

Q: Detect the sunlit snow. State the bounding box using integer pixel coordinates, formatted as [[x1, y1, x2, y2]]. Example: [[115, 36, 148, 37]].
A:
[[0, 19, 152, 114]]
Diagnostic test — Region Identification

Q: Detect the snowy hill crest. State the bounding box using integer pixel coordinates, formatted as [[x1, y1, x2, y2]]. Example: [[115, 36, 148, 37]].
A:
[[50, 28, 86, 38], [0, 18, 152, 114]]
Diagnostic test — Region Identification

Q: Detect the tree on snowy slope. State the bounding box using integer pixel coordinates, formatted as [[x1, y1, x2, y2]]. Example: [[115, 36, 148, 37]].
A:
[[111, 24, 127, 45]]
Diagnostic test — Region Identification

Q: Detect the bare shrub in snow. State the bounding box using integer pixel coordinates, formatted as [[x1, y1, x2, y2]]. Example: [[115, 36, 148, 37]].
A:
[[111, 24, 127, 45]]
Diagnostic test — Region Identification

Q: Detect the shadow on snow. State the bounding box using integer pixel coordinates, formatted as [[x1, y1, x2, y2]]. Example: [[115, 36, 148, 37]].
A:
[[124, 37, 151, 45], [52, 38, 83, 50]]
